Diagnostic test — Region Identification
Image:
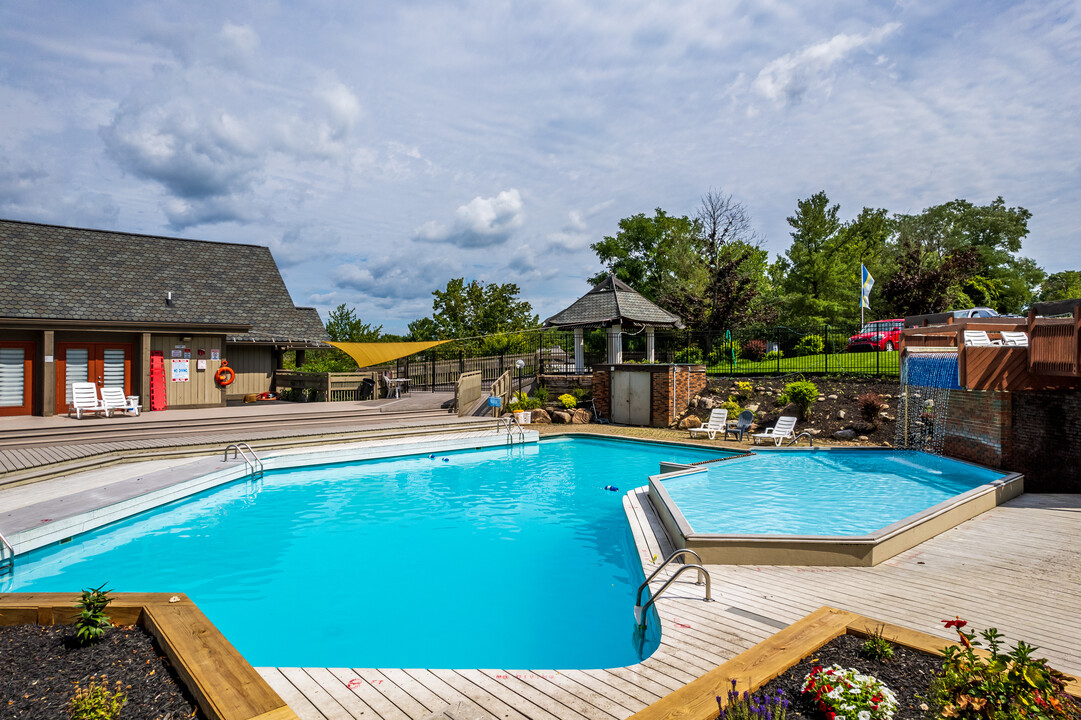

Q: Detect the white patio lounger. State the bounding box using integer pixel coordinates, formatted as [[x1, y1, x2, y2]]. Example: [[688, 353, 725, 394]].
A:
[[964, 330, 1002, 346], [68, 382, 107, 419], [753, 415, 798, 447], [689, 408, 728, 440], [100, 386, 140, 417], [1000, 331, 1029, 347]]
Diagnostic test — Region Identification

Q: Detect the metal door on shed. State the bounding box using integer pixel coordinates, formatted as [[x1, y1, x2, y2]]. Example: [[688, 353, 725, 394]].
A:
[[610, 371, 651, 425]]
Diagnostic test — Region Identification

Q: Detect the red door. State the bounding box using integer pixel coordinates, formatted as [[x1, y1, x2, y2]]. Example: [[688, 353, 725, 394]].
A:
[[0, 341, 34, 417], [55, 343, 133, 415]]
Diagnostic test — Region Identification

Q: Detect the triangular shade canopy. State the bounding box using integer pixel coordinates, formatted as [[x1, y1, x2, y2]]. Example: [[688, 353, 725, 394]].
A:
[[328, 340, 450, 368], [543, 274, 683, 329]]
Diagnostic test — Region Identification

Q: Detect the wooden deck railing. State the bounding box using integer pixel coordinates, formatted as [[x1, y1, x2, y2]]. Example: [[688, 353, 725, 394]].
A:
[[273, 370, 379, 401], [490, 369, 514, 414], [455, 371, 482, 416], [1028, 306, 1080, 376]]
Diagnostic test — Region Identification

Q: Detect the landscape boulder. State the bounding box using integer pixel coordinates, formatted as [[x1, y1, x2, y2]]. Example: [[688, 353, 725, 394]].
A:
[[698, 396, 715, 410], [552, 411, 572, 424], [836, 409, 846, 420], [679, 416, 702, 429], [571, 408, 592, 424], [833, 429, 857, 440], [531, 408, 551, 424]]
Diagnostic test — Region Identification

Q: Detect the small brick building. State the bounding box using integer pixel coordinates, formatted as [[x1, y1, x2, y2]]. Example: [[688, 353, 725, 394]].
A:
[[592, 363, 708, 427]]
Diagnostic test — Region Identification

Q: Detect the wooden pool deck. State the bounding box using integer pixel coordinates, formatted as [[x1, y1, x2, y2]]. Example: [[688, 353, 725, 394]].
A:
[[259, 490, 1081, 720]]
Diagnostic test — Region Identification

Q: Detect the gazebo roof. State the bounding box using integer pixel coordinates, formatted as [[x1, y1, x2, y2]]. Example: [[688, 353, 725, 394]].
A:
[[543, 274, 684, 329]]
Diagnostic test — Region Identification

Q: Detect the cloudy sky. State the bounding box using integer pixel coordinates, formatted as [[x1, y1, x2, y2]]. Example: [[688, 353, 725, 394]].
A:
[[2, 1, 1078, 332]]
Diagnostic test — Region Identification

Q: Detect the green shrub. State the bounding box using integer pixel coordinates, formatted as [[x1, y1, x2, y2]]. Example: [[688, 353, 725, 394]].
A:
[[69, 678, 127, 720], [780, 380, 818, 418], [860, 625, 894, 661], [532, 386, 549, 403], [734, 381, 753, 400], [558, 393, 578, 409], [571, 387, 589, 400], [741, 339, 768, 362], [674, 346, 703, 364], [930, 618, 1077, 719], [74, 584, 112, 645], [793, 334, 824, 357], [719, 399, 742, 418], [764, 350, 784, 361]]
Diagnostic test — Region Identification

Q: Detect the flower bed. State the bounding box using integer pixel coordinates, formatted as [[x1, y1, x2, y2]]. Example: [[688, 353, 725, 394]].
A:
[[0, 593, 298, 720], [628, 607, 1080, 720]]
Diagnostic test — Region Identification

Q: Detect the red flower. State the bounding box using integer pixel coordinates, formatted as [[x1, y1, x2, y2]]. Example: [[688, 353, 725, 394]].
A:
[[943, 617, 967, 629], [825, 712, 836, 720]]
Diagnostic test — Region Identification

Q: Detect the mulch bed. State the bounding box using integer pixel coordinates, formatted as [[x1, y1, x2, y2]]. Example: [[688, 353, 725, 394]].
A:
[[749, 634, 938, 720], [0, 623, 203, 719]]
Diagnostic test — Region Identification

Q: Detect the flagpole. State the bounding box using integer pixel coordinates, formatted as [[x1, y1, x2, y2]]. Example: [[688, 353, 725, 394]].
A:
[[860, 265, 864, 328]]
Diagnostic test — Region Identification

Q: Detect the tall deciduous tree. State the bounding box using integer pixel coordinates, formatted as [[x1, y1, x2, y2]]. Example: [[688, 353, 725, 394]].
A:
[[1039, 270, 1081, 302], [325, 304, 384, 342], [417, 278, 539, 339], [588, 209, 700, 303]]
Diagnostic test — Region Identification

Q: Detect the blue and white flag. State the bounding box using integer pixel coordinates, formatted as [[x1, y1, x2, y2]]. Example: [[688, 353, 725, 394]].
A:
[[861, 264, 875, 309]]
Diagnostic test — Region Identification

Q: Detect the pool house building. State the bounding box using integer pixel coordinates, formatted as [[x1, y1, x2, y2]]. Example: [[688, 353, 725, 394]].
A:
[[0, 219, 329, 416]]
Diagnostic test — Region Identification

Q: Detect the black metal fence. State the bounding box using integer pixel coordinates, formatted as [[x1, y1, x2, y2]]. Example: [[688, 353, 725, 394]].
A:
[[393, 324, 899, 387]]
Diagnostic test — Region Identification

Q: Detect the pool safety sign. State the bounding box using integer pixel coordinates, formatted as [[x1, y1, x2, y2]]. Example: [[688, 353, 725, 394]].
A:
[[171, 359, 190, 382]]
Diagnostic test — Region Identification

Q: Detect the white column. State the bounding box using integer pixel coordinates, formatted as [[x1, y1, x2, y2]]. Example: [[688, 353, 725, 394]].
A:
[[574, 328, 584, 373], [607, 324, 623, 364], [645, 326, 655, 363]]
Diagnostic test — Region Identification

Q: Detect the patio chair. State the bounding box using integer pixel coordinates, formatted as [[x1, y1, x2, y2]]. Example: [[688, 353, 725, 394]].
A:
[[753, 415, 798, 446], [725, 410, 755, 442], [964, 330, 1002, 346], [100, 386, 140, 417], [689, 408, 728, 440], [68, 382, 107, 419], [1000, 331, 1029, 347]]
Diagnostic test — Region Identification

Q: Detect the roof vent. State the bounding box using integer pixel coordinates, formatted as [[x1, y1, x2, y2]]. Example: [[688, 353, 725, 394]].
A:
[[166, 291, 175, 307]]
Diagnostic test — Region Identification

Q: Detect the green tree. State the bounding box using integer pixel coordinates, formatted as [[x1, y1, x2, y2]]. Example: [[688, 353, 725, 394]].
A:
[[325, 304, 383, 342], [415, 278, 539, 340], [1039, 270, 1081, 302], [774, 191, 848, 324], [588, 209, 700, 302]]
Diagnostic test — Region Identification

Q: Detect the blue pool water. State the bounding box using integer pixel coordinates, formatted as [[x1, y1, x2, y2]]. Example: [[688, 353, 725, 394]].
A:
[[661, 450, 1006, 536], [7, 437, 729, 668]]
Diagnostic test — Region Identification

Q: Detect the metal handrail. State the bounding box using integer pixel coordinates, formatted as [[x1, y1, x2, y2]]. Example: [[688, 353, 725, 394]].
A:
[[635, 549, 705, 606], [786, 432, 814, 447], [496, 415, 525, 444], [634, 564, 712, 628], [0, 531, 14, 575], [224, 442, 264, 478]]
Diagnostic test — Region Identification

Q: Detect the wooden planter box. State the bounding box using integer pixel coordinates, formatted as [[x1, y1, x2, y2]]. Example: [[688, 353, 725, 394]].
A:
[[629, 606, 1081, 720], [0, 593, 298, 720]]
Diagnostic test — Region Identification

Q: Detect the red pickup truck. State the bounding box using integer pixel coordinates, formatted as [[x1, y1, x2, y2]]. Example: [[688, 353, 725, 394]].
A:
[[847, 319, 903, 352]]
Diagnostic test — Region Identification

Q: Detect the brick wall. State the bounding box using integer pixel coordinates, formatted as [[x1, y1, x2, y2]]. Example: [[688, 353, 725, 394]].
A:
[[591, 369, 610, 419], [650, 369, 671, 427], [942, 389, 1012, 469], [1009, 391, 1081, 493]]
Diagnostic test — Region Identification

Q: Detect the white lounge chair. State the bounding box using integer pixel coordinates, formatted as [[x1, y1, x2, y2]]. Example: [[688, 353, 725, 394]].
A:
[[689, 408, 728, 440], [100, 387, 140, 417], [964, 330, 1002, 346], [68, 382, 107, 419], [1000, 331, 1029, 347], [753, 415, 798, 446]]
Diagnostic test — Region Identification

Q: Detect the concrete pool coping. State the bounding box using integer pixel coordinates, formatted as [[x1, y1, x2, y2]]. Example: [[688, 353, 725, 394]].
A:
[[1, 427, 539, 556], [647, 445, 1024, 566]]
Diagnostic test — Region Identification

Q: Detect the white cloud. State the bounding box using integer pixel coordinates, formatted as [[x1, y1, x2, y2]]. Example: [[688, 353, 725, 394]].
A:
[[331, 253, 463, 300], [414, 189, 524, 247], [753, 22, 902, 105]]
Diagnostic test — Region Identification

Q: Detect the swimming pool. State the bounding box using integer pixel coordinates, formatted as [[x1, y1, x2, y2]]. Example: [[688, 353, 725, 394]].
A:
[[650, 447, 1020, 566], [6, 436, 730, 668]]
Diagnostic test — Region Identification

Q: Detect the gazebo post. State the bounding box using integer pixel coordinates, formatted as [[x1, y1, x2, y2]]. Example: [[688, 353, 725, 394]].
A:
[[646, 326, 655, 363], [607, 324, 623, 364], [574, 328, 584, 373]]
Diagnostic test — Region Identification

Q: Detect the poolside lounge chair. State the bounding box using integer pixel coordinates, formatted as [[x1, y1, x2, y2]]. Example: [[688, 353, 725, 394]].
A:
[[68, 382, 107, 419], [753, 415, 798, 446], [725, 410, 755, 442], [689, 408, 728, 440], [1000, 331, 1029, 347], [100, 387, 140, 417], [964, 330, 1002, 346]]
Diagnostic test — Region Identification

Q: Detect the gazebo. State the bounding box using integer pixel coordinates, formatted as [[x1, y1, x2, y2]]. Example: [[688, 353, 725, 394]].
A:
[[543, 274, 684, 371]]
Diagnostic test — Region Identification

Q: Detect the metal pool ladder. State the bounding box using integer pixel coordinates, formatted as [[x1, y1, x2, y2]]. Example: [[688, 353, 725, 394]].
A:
[[634, 549, 712, 628], [224, 442, 264, 480], [497, 415, 526, 445], [0, 532, 14, 577]]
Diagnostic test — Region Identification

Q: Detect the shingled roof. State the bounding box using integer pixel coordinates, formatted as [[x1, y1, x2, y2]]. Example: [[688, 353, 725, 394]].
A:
[[543, 274, 683, 329], [0, 219, 329, 345]]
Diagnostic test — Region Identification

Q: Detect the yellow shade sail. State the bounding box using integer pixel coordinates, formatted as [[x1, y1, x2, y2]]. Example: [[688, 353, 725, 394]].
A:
[[327, 340, 451, 369]]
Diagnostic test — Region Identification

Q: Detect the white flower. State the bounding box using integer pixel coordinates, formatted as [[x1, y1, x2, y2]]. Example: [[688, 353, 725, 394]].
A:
[[859, 712, 871, 720]]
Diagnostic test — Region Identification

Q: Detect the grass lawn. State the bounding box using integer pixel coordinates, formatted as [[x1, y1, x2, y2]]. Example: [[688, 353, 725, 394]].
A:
[[706, 350, 899, 376]]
